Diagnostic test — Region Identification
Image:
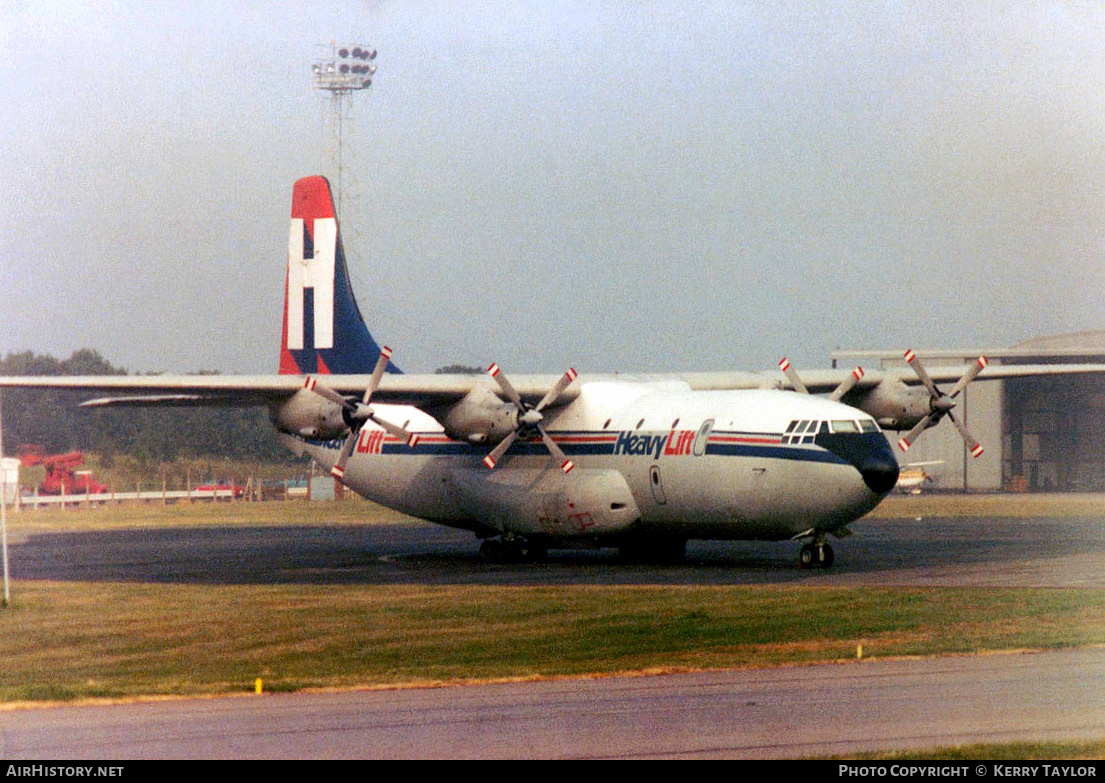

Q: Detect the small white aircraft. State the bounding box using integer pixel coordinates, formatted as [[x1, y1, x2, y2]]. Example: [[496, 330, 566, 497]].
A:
[[895, 462, 944, 494], [6, 176, 1105, 567]]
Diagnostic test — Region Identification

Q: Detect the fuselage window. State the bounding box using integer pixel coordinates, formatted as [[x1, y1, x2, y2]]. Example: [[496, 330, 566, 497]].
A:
[[603, 418, 612, 430], [636, 418, 645, 430], [860, 420, 879, 433], [785, 420, 798, 433], [671, 418, 680, 429], [819, 421, 830, 434], [831, 420, 860, 433]]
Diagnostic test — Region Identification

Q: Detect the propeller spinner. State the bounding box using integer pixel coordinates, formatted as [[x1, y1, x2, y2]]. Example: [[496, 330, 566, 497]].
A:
[[302, 346, 419, 481], [483, 363, 578, 473]]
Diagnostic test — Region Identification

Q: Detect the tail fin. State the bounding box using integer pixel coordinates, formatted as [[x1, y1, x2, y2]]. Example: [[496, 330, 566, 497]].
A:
[[279, 175, 400, 375]]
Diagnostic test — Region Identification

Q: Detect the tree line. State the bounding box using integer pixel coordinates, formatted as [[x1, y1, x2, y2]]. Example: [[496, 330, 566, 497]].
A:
[[0, 350, 293, 462]]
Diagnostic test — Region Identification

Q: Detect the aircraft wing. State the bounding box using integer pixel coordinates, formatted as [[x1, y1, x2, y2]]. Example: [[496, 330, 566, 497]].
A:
[[3, 362, 1105, 410], [0, 372, 576, 409]]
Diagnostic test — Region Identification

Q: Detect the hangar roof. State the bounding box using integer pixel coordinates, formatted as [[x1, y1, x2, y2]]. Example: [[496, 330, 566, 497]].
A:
[[1012, 329, 1105, 351]]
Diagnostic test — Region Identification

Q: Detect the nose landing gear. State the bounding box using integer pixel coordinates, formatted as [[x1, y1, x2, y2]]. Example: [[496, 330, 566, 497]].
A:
[[798, 540, 834, 569]]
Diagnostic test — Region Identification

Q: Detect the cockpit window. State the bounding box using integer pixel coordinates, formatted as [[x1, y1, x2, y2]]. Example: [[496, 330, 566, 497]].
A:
[[784, 420, 827, 444], [786, 418, 879, 443]]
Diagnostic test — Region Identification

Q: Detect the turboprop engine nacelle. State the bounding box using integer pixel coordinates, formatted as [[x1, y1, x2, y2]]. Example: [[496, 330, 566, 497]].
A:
[[437, 386, 521, 444], [272, 388, 349, 439], [850, 378, 934, 431]]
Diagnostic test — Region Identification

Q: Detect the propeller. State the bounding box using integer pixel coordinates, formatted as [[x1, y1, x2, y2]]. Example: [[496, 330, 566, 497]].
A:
[[778, 358, 865, 401], [302, 346, 418, 481], [483, 363, 578, 473], [897, 350, 988, 457]]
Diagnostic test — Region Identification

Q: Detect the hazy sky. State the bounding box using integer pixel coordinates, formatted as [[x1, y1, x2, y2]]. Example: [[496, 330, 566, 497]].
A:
[[3, 1, 1105, 375]]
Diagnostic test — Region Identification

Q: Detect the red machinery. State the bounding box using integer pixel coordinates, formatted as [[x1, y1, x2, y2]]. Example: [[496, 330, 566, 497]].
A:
[[18, 446, 108, 495]]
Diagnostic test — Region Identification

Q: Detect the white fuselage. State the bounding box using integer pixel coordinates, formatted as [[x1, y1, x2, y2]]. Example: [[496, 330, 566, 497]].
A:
[[288, 382, 898, 544]]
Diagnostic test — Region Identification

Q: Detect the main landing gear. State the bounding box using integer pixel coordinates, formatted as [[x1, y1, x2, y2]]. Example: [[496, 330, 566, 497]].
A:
[[798, 541, 834, 569], [479, 537, 547, 564]]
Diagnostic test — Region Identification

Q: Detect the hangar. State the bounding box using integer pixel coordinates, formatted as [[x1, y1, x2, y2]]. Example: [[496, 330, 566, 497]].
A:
[[832, 330, 1105, 493]]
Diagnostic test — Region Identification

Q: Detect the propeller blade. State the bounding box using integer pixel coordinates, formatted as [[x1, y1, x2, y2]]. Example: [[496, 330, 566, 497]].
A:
[[483, 430, 519, 470], [330, 429, 359, 480], [946, 355, 989, 399], [334, 417, 419, 481], [897, 414, 937, 452], [534, 367, 578, 413], [903, 349, 941, 399], [828, 366, 864, 402], [538, 425, 575, 473], [947, 411, 985, 458], [778, 358, 809, 395], [487, 362, 526, 412], [370, 414, 419, 447], [303, 376, 354, 411], [361, 345, 393, 407]]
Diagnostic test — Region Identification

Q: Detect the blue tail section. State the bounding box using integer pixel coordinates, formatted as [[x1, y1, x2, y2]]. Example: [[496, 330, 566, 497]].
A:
[[279, 175, 400, 375]]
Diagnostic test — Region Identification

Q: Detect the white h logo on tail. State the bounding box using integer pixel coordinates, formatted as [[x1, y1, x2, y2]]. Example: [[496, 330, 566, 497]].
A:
[[286, 217, 336, 350]]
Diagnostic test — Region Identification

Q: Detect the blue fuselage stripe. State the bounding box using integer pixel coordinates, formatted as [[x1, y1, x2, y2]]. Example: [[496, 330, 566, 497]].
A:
[[307, 431, 855, 466]]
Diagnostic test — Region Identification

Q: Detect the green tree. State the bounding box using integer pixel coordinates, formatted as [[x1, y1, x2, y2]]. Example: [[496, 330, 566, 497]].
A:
[[1, 350, 293, 462]]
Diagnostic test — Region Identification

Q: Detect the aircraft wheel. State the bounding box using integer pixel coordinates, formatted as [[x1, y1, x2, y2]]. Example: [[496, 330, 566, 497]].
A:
[[481, 538, 545, 564], [798, 542, 835, 569], [521, 544, 548, 563], [480, 539, 504, 563], [798, 543, 816, 569], [507, 540, 545, 563]]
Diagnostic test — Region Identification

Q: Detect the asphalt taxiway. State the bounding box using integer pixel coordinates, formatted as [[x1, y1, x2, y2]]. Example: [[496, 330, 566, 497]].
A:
[[9, 514, 1105, 588]]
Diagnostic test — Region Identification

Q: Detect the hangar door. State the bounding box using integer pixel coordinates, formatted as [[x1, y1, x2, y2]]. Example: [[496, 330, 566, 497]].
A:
[[1004, 376, 1105, 491]]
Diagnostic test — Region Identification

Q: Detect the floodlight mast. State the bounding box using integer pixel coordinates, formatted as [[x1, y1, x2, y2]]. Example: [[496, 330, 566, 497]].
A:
[[312, 43, 378, 213], [0, 391, 8, 607]]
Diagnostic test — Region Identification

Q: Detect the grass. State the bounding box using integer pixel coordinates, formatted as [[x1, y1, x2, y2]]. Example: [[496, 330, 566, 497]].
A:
[[836, 738, 1105, 760], [1, 580, 1103, 703], [869, 492, 1105, 519], [2, 497, 419, 539]]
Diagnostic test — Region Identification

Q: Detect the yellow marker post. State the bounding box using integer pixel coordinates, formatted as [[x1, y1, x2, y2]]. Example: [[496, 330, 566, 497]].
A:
[[255, 678, 263, 694], [857, 644, 863, 660]]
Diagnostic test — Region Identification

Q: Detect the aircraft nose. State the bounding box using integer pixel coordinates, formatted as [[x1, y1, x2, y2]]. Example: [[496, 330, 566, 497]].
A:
[[860, 454, 900, 495], [814, 430, 900, 496]]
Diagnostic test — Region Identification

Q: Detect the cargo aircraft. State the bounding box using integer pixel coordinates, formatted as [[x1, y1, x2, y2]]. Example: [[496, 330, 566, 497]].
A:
[[5, 176, 1103, 567]]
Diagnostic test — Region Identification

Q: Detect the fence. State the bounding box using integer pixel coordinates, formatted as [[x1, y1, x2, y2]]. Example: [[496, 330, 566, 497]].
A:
[[11, 478, 319, 510]]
